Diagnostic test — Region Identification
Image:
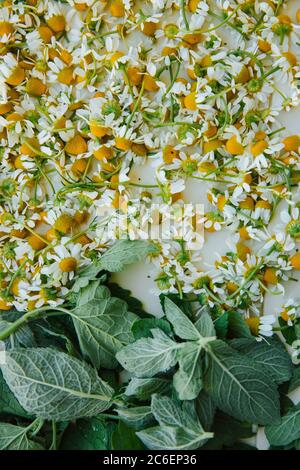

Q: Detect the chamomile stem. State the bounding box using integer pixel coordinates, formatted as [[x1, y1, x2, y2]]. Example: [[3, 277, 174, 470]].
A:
[[125, 80, 145, 133], [49, 421, 57, 451], [228, 263, 263, 300], [181, 0, 190, 31], [0, 306, 70, 341], [199, 6, 241, 35], [129, 182, 159, 188]]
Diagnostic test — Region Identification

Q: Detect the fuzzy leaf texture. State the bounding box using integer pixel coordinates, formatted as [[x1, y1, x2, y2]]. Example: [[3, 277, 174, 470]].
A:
[[98, 240, 156, 272], [173, 342, 203, 400], [0, 423, 43, 450], [137, 395, 212, 450], [71, 293, 137, 369], [230, 337, 293, 384], [116, 328, 179, 377], [72, 240, 155, 291], [124, 377, 171, 401], [164, 297, 201, 340], [204, 340, 280, 425], [0, 371, 29, 418], [1, 348, 114, 421], [116, 406, 154, 429]]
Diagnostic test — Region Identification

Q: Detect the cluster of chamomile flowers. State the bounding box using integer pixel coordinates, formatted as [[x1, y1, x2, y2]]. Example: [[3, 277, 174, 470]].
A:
[[0, 0, 299, 343]]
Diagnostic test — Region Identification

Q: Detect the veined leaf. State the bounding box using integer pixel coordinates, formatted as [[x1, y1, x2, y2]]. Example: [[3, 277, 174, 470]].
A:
[[0, 423, 43, 450], [137, 395, 212, 450], [124, 377, 171, 401], [1, 348, 114, 421], [164, 297, 201, 340], [132, 318, 172, 340], [99, 240, 156, 272], [195, 311, 216, 338], [204, 340, 280, 425], [76, 281, 110, 306], [151, 395, 204, 432], [265, 403, 300, 446], [230, 337, 293, 384], [71, 264, 106, 292], [71, 296, 137, 369], [0, 371, 29, 418], [117, 406, 154, 429], [173, 342, 202, 400], [116, 329, 179, 377], [196, 391, 215, 431], [72, 240, 155, 292], [137, 425, 211, 451]]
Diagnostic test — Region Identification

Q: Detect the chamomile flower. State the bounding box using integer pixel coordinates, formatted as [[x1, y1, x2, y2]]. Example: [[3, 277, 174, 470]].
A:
[[41, 241, 85, 285]]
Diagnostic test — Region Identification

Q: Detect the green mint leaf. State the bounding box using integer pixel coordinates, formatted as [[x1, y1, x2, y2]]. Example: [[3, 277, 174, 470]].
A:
[[76, 281, 110, 305], [214, 312, 229, 339], [204, 340, 280, 425], [173, 342, 202, 400], [71, 295, 137, 369], [164, 297, 201, 340], [71, 264, 105, 292], [137, 425, 210, 451], [72, 240, 155, 292], [265, 403, 300, 447], [99, 240, 156, 272], [230, 337, 293, 384], [196, 391, 216, 431], [195, 311, 216, 338], [137, 395, 212, 450], [117, 406, 154, 429], [0, 371, 29, 418], [152, 395, 206, 434], [116, 329, 179, 377], [151, 395, 196, 429], [124, 377, 171, 401], [1, 348, 114, 421], [131, 318, 172, 340], [0, 423, 44, 450]]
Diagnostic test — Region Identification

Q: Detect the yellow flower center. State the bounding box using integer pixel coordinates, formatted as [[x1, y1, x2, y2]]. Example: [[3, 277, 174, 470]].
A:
[[59, 257, 77, 273]]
